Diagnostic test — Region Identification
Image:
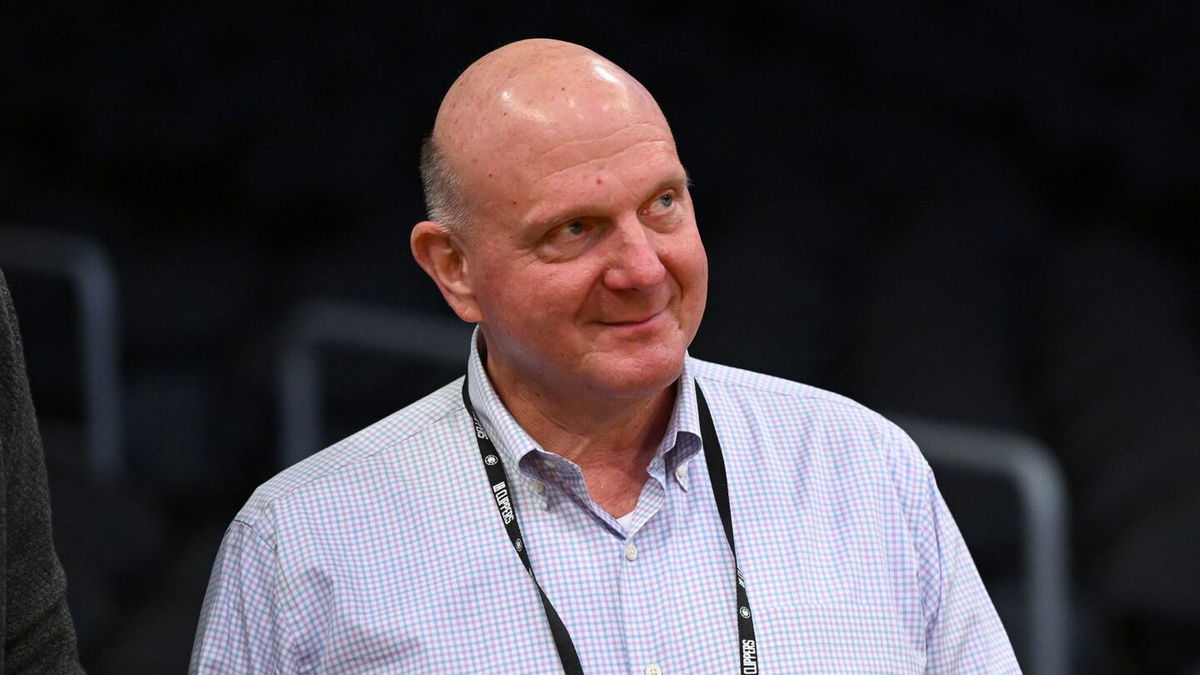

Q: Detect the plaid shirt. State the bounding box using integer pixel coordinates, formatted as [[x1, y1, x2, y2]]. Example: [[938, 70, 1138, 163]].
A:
[[192, 340, 1018, 673]]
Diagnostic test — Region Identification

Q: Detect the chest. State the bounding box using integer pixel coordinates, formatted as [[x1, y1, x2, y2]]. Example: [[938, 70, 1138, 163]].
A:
[[275, 463, 926, 673]]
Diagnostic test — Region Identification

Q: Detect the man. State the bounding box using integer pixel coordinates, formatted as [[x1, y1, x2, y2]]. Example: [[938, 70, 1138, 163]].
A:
[[192, 39, 1018, 672]]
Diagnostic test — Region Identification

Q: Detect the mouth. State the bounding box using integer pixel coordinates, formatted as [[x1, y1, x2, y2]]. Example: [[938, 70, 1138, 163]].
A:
[[599, 308, 667, 328]]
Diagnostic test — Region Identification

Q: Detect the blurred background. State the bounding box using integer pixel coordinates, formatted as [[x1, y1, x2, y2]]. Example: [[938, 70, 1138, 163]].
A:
[[1, 1, 1197, 672]]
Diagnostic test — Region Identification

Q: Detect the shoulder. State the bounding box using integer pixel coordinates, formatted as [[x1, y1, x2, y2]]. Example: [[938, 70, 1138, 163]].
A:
[[691, 357, 869, 408], [690, 357, 914, 447], [233, 378, 470, 541], [689, 356, 930, 490]]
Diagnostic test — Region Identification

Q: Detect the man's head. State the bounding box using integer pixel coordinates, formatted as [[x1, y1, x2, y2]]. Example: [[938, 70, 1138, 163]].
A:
[[411, 39, 708, 409]]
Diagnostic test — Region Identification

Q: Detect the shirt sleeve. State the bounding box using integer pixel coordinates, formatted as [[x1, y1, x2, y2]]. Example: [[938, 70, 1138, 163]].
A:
[[190, 519, 292, 673], [914, 458, 1021, 673]]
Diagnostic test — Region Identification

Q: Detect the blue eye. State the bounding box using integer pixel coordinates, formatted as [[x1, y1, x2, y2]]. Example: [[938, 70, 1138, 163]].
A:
[[566, 221, 586, 236], [643, 193, 676, 216]]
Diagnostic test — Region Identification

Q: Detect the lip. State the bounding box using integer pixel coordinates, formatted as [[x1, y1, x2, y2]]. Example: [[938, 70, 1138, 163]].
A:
[[599, 308, 667, 328]]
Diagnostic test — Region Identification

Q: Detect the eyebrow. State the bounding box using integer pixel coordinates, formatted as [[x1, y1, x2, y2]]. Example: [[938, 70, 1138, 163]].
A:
[[534, 170, 691, 227]]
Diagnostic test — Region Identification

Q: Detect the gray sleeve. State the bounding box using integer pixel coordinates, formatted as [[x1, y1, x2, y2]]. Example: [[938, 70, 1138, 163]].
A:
[[0, 269, 84, 673]]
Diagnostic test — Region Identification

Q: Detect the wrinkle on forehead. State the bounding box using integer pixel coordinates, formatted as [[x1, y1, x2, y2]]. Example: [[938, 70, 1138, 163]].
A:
[[533, 137, 678, 186], [531, 124, 670, 165]]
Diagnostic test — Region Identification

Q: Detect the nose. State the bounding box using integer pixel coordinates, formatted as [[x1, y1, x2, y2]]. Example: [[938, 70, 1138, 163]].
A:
[[603, 217, 667, 291]]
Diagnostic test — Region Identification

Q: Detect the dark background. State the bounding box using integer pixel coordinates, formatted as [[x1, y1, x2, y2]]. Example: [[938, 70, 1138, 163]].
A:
[[2, 1, 1198, 672]]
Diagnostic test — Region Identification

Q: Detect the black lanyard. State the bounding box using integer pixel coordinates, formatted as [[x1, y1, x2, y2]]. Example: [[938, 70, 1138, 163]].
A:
[[461, 377, 760, 674]]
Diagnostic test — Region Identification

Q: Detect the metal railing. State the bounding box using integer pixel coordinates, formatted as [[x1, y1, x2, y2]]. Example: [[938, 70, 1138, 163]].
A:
[[277, 299, 472, 468], [894, 414, 1071, 675], [0, 225, 123, 483]]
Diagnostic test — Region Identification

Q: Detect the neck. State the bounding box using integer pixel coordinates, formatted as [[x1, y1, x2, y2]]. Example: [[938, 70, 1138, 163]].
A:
[[493, 372, 676, 468], [481, 351, 677, 516]]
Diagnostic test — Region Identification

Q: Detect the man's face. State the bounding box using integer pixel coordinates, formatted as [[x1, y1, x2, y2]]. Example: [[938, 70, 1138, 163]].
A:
[[463, 118, 708, 407]]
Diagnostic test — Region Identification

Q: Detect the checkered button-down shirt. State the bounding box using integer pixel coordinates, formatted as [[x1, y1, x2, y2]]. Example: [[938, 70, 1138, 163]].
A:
[[192, 342, 1018, 673]]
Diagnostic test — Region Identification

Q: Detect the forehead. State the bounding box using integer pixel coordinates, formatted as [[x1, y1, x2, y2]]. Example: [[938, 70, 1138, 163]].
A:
[[525, 121, 678, 188], [530, 119, 671, 166]]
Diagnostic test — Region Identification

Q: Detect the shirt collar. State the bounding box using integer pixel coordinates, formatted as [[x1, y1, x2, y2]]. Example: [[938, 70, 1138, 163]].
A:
[[464, 328, 704, 501], [465, 328, 540, 472], [656, 357, 703, 491]]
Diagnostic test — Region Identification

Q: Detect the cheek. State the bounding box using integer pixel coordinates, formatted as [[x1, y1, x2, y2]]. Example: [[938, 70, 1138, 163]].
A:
[[546, 260, 611, 301], [486, 267, 594, 328], [668, 235, 709, 333], [667, 233, 709, 290], [469, 261, 527, 325]]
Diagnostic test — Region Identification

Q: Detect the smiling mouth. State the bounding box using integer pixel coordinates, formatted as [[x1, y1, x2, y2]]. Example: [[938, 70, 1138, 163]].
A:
[[601, 309, 666, 327]]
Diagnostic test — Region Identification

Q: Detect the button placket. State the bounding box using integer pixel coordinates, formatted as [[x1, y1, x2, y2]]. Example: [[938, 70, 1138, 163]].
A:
[[614, 470, 670, 673]]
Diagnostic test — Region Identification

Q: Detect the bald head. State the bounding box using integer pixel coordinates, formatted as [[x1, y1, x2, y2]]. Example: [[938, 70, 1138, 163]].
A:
[[420, 39, 675, 233]]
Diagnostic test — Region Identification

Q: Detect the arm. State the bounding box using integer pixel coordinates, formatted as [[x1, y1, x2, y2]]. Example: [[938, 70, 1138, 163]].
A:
[[190, 519, 293, 673], [0, 270, 83, 673], [915, 461, 1021, 673]]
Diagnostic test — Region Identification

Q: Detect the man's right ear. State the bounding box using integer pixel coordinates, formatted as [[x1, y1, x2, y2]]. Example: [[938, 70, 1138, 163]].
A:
[[410, 221, 481, 323]]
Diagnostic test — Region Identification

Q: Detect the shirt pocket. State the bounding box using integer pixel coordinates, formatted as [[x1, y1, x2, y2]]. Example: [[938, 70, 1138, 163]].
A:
[[755, 601, 926, 674]]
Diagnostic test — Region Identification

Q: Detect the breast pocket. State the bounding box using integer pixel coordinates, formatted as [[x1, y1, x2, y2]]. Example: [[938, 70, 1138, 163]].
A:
[[755, 602, 925, 674]]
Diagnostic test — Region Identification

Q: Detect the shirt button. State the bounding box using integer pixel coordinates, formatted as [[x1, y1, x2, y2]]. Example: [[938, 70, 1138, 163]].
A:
[[675, 464, 689, 481], [645, 665, 663, 675], [531, 480, 545, 495], [624, 541, 638, 562]]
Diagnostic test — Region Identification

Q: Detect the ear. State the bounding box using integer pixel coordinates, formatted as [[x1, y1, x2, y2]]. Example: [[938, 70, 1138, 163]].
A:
[[410, 221, 481, 323]]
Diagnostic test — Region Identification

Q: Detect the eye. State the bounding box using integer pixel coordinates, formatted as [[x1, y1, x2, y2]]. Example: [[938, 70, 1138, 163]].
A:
[[642, 191, 677, 216], [535, 219, 597, 261]]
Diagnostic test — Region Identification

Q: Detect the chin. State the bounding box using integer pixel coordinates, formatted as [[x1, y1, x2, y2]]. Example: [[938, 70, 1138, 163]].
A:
[[589, 347, 686, 400]]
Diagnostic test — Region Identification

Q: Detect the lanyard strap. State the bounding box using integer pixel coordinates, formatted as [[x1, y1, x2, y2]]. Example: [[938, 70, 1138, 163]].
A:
[[461, 378, 758, 674], [463, 378, 584, 674], [694, 382, 760, 675]]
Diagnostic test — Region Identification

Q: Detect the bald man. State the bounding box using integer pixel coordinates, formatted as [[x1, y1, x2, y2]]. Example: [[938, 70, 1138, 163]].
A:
[[192, 40, 1018, 673]]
